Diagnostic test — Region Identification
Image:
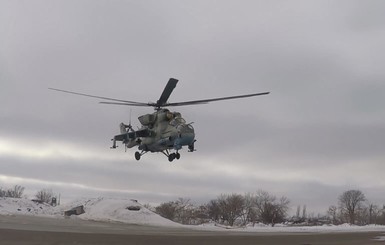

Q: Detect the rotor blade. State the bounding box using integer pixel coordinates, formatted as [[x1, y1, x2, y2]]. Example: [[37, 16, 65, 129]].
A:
[[163, 101, 209, 107], [166, 92, 270, 107], [156, 78, 178, 107], [99, 101, 153, 107], [48, 88, 145, 104]]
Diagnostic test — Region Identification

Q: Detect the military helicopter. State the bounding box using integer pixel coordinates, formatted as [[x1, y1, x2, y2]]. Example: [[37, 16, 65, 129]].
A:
[[49, 78, 269, 162]]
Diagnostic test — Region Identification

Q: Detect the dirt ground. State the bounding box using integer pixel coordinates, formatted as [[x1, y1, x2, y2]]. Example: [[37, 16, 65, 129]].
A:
[[1, 215, 384, 245]]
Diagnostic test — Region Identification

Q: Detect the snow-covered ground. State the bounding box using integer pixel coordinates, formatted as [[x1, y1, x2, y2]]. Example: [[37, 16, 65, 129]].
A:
[[60, 197, 182, 227], [196, 222, 385, 233], [0, 197, 181, 227], [2, 197, 385, 233], [0, 197, 61, 217]]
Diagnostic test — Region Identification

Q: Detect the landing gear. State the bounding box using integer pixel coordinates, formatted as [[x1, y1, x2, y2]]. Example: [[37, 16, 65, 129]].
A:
[[163, 150, 181, 162], [135, 151, 141, 161], [135, 151, 147, 161], [168, 154, 175, 162], [168, 153, 181, 162]]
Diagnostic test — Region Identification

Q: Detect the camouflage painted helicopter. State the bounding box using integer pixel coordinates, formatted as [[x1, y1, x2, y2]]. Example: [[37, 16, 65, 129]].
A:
[[49, 78, 269, 161]]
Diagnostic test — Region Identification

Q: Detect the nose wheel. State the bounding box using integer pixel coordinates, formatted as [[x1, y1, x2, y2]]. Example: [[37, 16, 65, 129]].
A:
[[163, 150, 181, 162], [168, 152, 180, 162]]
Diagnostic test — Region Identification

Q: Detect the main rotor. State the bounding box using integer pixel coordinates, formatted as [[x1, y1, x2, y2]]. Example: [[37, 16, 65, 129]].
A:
[[49, 78, 270, 110]]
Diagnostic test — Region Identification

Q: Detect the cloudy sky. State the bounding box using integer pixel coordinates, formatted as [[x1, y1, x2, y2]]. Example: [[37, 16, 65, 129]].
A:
[[1, 0, 385, 214]]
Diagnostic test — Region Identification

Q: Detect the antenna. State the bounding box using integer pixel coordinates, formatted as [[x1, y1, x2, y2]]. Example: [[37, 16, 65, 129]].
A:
[[128, 109, 133, 132]]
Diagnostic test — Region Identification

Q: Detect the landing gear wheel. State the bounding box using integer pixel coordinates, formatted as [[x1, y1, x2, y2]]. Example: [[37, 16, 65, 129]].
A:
[[168, 153, 175, 162], [175, 153, 180, 160], [135, 151, 141, 161]]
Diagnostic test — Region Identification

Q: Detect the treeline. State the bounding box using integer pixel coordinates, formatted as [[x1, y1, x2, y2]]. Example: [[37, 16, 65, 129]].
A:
[[0, 185, 25, 198], [154, 189, 385, 227], [155, 190, 290, 227], [0, 185, 56, 204]]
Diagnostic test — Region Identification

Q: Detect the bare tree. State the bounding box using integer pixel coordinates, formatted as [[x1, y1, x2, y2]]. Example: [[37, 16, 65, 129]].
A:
[[143, 203, 155, 212], [365, 204, 382, 225], [155, 201, 177, 221], [241, 193, 257, 226], [206, 199, 221, 223], [1, 185, 25, 198], [368, 204, 376, 224], [155, 198, 198, 225], [327, 205, 339, 225], [338, 189, 366, 224], [302, 205, 307, 219], [193, 204, 210, 225], [254, 190, 290, 226], [296, 205, 301, 218], [14, 185, 25, 198], [217, 193, 245, 226], [35, 189, 54, 203], [174, 198, 194, 225], [379, 206, 385, 225]]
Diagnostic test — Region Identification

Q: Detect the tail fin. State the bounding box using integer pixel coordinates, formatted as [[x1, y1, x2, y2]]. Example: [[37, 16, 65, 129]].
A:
[[120, 123, 127, 134]]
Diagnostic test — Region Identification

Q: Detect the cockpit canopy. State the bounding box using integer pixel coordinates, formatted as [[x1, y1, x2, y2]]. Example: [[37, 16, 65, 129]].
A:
[[138, 109, 187, 127], [170, 116, 186, 126], [138, 113, 155, 126]]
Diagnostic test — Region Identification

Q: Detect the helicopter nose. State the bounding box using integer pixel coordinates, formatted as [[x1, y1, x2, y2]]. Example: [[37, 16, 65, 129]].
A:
[[174, 134, 195, 150], [173, 124, 195, 150], [177, 124, 194, 134]]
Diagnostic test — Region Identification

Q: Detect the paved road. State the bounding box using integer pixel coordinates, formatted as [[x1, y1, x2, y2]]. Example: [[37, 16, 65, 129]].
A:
[[1, 215, 384, 245]]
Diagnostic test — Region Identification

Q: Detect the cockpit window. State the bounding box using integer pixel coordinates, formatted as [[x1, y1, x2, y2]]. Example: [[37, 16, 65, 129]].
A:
[[170, 117, 186, 126], [166, 111, 174, 121]]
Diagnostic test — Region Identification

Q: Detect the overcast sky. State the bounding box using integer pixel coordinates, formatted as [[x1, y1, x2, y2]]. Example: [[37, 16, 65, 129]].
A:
[[1, 0, 385, 214]]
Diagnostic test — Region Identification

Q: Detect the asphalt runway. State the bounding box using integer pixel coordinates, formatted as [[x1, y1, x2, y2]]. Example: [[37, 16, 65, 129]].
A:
[[1, 215, 384, 245]]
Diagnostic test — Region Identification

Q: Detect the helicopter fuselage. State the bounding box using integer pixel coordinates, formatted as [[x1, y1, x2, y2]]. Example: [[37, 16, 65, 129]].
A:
[[115, 109, 195, 161], [137, 109, 195, 152]]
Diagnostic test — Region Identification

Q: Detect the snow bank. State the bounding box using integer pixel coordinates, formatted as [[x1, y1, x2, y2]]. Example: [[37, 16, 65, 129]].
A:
[[194, 222, 385, 233], [61, 197, 182, 227], [0, 197, 181, 227]]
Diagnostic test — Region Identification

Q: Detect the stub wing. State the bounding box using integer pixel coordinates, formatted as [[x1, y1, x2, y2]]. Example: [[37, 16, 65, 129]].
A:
[[111, 128, 150, 149], [134, 128, 151, 138]]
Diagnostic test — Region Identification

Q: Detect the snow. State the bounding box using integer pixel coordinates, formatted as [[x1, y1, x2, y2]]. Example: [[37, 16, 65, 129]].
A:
[[194, 222, 385, 233], [0, 197, 60, 217], [190, 220, 385, 233], [60, 197, 182, 227], [2, 197, 385, 233], [0, 197, 181, 227]]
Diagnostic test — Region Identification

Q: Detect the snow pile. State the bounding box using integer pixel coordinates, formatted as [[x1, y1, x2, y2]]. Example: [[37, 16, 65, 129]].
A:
[[0, 197, 181, 227], [61, 197, 182, 227], [0, 197, 59, 217]]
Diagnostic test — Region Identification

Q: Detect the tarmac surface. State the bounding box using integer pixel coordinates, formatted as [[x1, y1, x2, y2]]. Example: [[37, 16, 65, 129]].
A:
[[1, 215, 385, 245]]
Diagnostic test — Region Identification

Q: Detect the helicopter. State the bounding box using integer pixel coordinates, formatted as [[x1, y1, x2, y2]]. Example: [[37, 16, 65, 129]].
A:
[[49, 78, 269, 162]]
